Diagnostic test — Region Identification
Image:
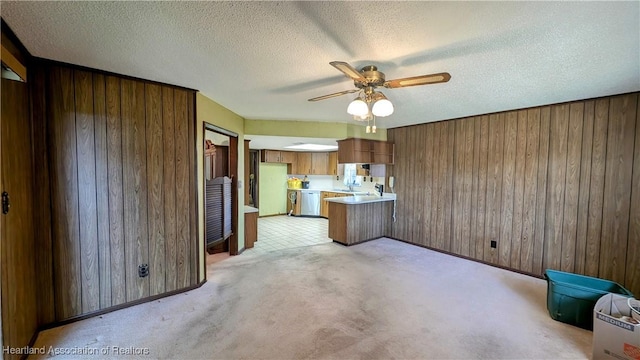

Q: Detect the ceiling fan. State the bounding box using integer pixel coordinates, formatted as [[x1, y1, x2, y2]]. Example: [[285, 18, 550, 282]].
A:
[[308, 61, 451, 103]]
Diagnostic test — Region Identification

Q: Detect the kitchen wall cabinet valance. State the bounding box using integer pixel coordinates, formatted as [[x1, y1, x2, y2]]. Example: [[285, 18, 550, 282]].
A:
[[337, 138, 394, 164]]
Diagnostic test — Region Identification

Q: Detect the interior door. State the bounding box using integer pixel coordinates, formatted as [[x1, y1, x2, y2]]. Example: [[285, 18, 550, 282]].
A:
[[1, 77, 38, 358]]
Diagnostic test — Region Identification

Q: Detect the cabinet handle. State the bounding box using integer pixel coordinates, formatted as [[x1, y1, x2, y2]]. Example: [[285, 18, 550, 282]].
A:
[[2, 191, 9, 214]]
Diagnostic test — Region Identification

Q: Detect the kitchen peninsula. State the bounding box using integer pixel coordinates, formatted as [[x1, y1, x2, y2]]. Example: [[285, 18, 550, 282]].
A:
[[325, 195, 395, 245]]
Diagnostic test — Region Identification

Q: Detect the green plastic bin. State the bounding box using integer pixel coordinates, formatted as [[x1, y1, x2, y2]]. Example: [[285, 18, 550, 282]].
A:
[[544, 269, 634, 330]]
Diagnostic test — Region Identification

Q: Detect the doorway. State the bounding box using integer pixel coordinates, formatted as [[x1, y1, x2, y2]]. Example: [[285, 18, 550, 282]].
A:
[[203, 124, 239, 258]]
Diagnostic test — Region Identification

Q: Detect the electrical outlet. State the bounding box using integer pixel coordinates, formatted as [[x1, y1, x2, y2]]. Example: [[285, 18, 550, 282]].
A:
[[490, 240, 497, 249], [138, 264, 149, 278]]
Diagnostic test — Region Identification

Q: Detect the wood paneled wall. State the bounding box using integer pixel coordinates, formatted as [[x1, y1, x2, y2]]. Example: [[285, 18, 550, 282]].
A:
[[32, 64, 198, 321], [388, 92, 640, 296]]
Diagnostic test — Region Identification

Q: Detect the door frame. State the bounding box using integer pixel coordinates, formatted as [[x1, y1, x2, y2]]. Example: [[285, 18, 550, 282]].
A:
[[203, 122, 239, 258]]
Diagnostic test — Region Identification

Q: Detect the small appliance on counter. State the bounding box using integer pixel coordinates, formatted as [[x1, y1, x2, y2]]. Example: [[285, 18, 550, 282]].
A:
[[302, 175, 310, 189], [375, 183, 384, 196]]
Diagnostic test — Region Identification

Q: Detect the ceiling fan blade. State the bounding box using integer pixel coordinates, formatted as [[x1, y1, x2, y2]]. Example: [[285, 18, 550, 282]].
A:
[[330, 61, 366, 81], [384, 72, 451, 89], [308, 89, 359, 102]]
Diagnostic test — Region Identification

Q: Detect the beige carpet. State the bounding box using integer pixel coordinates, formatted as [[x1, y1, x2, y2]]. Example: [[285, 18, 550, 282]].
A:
[[31, 238, 591, 359]]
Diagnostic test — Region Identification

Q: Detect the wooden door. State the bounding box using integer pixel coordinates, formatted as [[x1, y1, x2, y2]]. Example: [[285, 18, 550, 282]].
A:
[[1, 78, 38, 359], [328, 152, 338, 175], [296, 152, 312, 175], [312, 152, 329, 175], [320, 192, 329, 217], [261, 150, 280, 162], [279, 151, 296, 163]]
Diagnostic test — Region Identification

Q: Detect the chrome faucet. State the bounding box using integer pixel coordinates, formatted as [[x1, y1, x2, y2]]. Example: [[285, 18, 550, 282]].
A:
[[348, 182, 354, 191]]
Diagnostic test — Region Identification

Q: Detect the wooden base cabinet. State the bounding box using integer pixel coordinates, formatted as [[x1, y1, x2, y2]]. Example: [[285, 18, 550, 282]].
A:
[[320, 191, 350, 218], [286, 190, 301, 215], [244, 208, 258, 249], [328, 201, 393, 245]]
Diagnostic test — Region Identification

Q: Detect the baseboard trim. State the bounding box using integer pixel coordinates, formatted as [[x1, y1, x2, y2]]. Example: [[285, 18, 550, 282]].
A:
[[38, 279, 207, 331], [385, 236, 544, 280]]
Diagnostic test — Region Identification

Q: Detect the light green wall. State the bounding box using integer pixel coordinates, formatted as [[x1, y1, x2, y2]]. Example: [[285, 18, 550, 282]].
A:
[[245, 119, 387, 141], [196, 93, 245, 280], [258, 163, 288, 216]]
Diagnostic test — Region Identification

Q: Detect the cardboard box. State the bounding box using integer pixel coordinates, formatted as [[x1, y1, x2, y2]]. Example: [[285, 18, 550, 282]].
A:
[[593, 293, 640, 360]]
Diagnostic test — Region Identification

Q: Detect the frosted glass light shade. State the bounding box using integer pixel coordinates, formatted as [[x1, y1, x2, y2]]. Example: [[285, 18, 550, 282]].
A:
[[372, 98, 394, 117], [347, 98, 368, 116]]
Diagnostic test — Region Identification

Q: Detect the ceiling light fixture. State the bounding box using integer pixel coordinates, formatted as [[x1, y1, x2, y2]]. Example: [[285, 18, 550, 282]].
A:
[[346, 87, 393, 134], [284, 143, 338, 151]]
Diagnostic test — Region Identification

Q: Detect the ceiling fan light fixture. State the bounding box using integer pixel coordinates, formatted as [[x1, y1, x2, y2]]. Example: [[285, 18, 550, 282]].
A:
[[371, 93, 394, 117], [347, 97, 369, 117]]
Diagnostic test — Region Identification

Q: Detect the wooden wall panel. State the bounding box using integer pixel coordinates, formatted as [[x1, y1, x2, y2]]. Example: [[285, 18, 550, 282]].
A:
[[561, 102, 584, 273], [188, 92, 197, 283], [174, 89, 191, 288], [106, 75, 126, 306], [544, 104, 569, 271], [532, 106, 550, 275], [484, 114, 504, 264], [49, 66, 82, 319], [469, 117, 481, 260], [30, 65, 56, 324], [37, 63, 198, 322], [422, 125, 434, 247], [575, 101, 594, 275], [429, 125, 441, 248], [520, 109, 540, 273], [387, 92, 639, 296], [93, 74, 112, 309], [74, 70, 100, 313], [599, 94, 637, 285], [511, 110, 527, 269], [474, 116, 489, 260], [146, 84, 166, 296], [461, 120, 474, 257], [499, 111, 517, 267], [452, 120, 465, 254], [585, 99, 609, 277], [162, 87, 178, 292], [626, 98, 640, 295]]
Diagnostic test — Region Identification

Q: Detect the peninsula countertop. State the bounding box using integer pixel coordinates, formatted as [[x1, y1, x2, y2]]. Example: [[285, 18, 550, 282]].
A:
[[324, 193, 396, 204]]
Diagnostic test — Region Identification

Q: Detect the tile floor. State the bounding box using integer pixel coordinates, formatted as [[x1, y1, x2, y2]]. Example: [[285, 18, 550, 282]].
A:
[[247, 215, 332, 254]]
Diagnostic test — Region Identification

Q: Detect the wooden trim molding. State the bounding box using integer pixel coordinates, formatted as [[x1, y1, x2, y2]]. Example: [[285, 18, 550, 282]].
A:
[[1, 44, 27, 81]]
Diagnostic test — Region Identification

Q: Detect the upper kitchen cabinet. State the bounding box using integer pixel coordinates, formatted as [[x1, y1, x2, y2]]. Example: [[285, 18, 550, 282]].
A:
[[311, 152, 329, 175], [328, 152, 338, 175], [337, 138, 394, 164], [372, 141, 394, 164], [294, 152, 312, 174], [261, 149, 295, 163], [289, 151, 337, 175]]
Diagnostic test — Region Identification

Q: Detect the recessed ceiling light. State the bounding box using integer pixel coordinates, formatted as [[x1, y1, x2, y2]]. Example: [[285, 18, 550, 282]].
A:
[[284, 144, 338, 151]]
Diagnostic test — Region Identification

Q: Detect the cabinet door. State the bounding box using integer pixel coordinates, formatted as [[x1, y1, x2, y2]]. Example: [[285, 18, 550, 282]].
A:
[[279, 151, 296, 163], [296, 152, 312, 175], [337, 138, 371, 164], [261, 150, 281, 162], [328, 152, 338, 175], [372, 141, 394, 164], [320, 192, 329, 218], [311, 152, 329, 175]]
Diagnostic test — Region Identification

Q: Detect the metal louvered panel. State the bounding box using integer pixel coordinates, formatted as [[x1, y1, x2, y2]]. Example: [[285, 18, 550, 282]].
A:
[[206, 176, 233, 248]]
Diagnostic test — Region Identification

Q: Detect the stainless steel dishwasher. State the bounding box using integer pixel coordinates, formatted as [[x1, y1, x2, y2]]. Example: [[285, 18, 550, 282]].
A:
[[300, 190, 320, 216]]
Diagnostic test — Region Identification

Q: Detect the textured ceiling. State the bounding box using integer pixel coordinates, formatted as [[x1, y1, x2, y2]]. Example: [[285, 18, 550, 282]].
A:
[[2, 1, 639, 130]]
